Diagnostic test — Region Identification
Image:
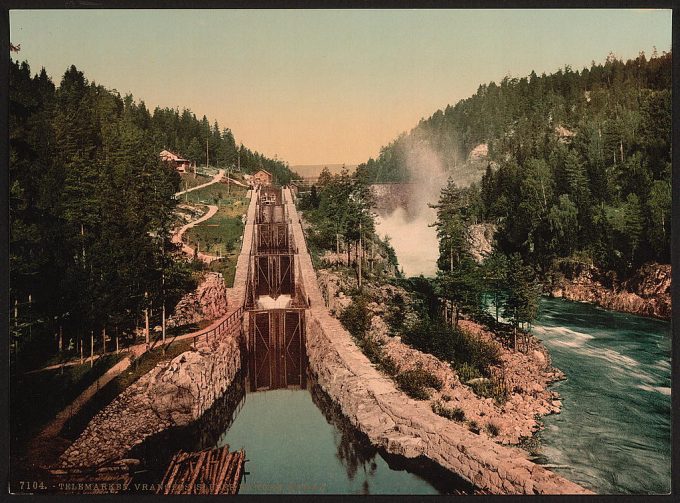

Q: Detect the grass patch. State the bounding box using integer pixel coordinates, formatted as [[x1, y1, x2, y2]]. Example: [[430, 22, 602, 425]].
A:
[[208, 256, 238, 287], [184, 205, 245, 257], [431, 400, 466, 422], [10, 353, 124, 449], [395, 366, 442, 401], [183, 183, 247, 207], [61, 339, 195, 441], [179, 173, 213, 190]]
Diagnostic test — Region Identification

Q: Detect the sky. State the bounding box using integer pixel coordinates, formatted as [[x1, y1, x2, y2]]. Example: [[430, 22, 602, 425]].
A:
[[10, 9, 672, 166]]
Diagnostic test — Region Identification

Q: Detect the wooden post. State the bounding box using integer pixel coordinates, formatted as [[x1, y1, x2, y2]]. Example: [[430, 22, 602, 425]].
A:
[[28, 293, 32, 340], [358, 221, 362, 289], [80, 337, 84, 364], [162, 302, 166, 350], [59, 325, 63, 353], [102, 327, 106, 354], [90, 330, 94, 367], [116, 331, 119, 354], [145, 291, 150, 349]]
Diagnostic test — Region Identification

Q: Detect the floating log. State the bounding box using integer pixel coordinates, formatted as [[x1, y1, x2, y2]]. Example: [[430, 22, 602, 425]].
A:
[[157, 445, 245, 495]]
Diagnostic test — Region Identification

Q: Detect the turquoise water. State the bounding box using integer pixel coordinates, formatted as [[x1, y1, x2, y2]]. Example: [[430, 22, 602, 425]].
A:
[[531, 297, 671, 494], [216, 387, 445, 494]]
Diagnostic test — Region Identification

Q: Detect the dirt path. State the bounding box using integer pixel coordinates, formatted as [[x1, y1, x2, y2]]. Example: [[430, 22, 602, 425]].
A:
[[174, 169, 224, 197], [172, 204, 221, 263]]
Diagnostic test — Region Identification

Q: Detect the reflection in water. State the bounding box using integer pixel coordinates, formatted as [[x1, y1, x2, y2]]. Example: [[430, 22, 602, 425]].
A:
[[308, 378, 473, 494], [130, 335, 472, 494]]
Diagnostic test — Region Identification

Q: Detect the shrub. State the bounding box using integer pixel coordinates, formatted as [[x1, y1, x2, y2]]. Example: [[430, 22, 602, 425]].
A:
[[396, 367, 442, 400], [441, 394, 452, 402], [484, 421, 500, 437], [431, 401, 466, 422], [518, 435, 541, 456], [455, 362, 481, 383], [468, 375, 509, 405], [467, 420, 480, 434], [339, 295, 372, 339]]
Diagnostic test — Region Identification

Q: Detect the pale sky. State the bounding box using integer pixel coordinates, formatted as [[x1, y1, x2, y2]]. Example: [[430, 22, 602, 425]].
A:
[[10, 9, 672, 166]]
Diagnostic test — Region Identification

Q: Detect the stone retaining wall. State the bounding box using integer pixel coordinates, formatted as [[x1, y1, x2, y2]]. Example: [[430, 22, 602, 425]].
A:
[[285, 188, 591, 495], [59, 332, 241, 468]]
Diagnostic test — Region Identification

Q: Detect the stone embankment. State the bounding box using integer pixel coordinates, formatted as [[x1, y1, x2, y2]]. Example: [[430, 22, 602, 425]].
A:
[[548, 262, 671, 320], [59, 332, 241, 468], [286, 188, 590, 495], [59, 190, 257, 469], [167, 272, 229, 329]]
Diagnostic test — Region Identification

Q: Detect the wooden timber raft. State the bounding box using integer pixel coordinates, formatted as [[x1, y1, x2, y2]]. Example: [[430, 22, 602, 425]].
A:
[[156, 445, 246, 495]]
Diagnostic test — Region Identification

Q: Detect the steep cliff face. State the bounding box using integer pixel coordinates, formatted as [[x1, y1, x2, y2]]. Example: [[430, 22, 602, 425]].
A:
[[547, 262, 671, 320], [468, 223, 496, 263]]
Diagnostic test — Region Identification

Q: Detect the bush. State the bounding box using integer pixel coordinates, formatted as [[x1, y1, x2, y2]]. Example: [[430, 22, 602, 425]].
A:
[[484, 421, 500, 437], [401, 319, 500, 381], [468, 375, 509, 405], [395, 367, 442, 400], [518, 435, 541, 456], [339, 295, 372, 339], [467, 419, 480, 434], [431, 401, 466, 422], [455, 362, 481, 383]]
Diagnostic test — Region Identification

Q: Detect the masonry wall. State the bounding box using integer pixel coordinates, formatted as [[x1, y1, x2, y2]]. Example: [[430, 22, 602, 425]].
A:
[[284, 188, 591, 495]]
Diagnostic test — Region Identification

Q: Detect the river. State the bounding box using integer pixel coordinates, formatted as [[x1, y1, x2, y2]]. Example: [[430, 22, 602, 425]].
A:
[[531, 297, 671, 494]]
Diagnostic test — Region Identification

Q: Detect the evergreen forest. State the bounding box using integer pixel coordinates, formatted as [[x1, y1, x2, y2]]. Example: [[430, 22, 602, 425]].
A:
[[362, 51, 672, 278], [9, 60, 297, 370]]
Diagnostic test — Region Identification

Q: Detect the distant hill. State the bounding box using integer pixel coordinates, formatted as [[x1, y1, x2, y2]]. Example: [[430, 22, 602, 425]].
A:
[[290, 164, 357, 178]]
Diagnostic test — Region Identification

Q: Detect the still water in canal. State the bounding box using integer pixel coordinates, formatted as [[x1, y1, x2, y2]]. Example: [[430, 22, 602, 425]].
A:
[[530, 297, 672, 494]]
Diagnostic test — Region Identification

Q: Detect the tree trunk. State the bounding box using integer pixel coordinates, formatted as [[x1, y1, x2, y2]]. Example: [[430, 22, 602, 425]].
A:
[[90, 330, 94, 368], [336, 233, 340, 265], [59, 325, 63, 353], [513, 325, 517, 352], [102, 327, 106, 354]]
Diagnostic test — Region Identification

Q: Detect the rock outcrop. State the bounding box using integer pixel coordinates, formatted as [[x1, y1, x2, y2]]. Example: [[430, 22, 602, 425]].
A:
[[167, 272, 228, 328], [467, 223, 496, 263], [547, 262, 671, 320]]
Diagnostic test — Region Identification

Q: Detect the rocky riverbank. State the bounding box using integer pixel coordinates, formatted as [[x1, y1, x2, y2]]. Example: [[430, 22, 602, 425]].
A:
[[546, 262, 671, 320], [319, 269, 564, 446]]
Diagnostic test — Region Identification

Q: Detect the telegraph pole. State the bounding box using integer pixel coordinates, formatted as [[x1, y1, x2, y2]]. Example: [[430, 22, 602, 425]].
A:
[[358, 220, 362, 289]]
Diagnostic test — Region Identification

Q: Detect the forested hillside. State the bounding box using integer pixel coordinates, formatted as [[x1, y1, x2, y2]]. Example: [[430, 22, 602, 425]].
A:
[[363, 51, 671, 277], [9, 60, 295, 368]]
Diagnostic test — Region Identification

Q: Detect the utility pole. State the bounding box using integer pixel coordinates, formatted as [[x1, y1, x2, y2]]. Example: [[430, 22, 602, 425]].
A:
[[145, 291, 150, 349], [358, 220, 362, 289], [161, 240, 166, 351], [206, 138, 209, 169]]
